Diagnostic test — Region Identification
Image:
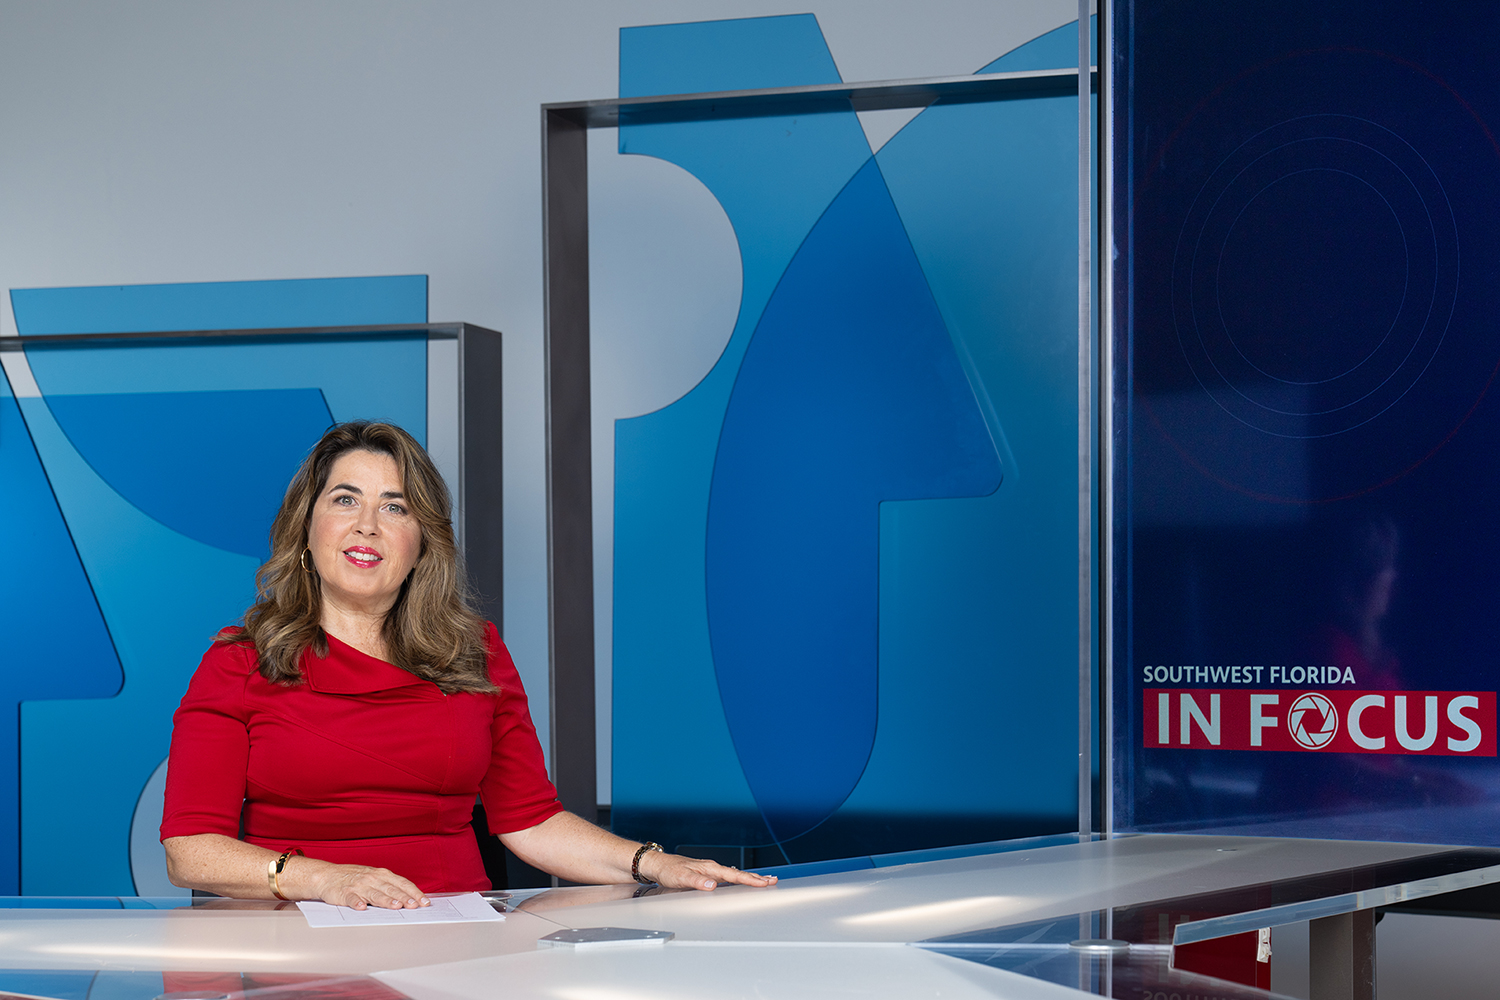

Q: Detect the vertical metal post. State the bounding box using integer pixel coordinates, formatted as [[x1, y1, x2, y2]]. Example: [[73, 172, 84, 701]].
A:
[[1098, 0, 1114, 840], [1309, 910, 1376, 1000], [542, 107, 598, 824], [1077, 0, 1095, 844], [459, 324, 505, 635]]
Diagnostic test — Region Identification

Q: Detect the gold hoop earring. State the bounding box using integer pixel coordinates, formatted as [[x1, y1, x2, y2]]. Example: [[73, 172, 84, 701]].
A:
[[300, 548, 313, 573]]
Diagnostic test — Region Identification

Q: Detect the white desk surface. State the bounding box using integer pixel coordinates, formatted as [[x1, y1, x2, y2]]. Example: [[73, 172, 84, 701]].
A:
[[0, 834, 1490, 999], [510, 834, 1453, 944], [378, 942, 1092, 1000]]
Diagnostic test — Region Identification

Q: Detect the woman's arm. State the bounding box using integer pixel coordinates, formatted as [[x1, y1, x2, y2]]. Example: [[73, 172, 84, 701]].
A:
[[163, 833, 430, 909], [498, 811, 777, 890]]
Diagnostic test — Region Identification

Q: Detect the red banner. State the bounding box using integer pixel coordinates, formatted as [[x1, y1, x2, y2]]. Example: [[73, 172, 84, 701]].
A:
[[1143, 689, 1496, 755]]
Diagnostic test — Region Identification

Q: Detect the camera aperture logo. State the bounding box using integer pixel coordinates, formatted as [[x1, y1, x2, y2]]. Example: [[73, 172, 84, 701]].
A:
[[1287, 693, 1338, 748]]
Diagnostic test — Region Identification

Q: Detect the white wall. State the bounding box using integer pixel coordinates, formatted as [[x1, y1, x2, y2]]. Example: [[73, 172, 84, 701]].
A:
[[0, 0, 1076, 793]]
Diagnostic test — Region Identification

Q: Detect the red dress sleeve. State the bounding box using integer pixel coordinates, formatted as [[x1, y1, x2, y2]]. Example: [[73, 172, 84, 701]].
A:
[[479, 624, 565, 833], [159, 640, 255, 840]]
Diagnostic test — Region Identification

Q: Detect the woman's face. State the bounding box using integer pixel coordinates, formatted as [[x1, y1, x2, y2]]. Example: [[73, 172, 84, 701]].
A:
[[307, 449, 423, 618]]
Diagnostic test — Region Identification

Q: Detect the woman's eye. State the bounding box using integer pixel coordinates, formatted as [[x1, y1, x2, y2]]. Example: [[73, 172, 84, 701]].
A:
[[334, 495, 356, 507], [384, 503, 408, 515]]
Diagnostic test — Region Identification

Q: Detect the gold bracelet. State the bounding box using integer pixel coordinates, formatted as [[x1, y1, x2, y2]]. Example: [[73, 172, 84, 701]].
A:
[[268, 848, 304, 900], [632, 842, 664, 885]]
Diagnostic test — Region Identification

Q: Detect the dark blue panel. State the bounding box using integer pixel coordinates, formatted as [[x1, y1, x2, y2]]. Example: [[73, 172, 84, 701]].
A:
[[1118, 0, 1500, 839], [706, 158, 1002, 843], [47, 389, 334, 560], [0, 372, 122, 896]]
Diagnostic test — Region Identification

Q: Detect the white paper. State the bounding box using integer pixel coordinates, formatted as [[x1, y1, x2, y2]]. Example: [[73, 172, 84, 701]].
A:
[[297, 891, 505, 927]]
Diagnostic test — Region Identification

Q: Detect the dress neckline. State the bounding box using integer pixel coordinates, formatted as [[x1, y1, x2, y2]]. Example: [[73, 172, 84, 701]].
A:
[[303, 632, 429, 694]]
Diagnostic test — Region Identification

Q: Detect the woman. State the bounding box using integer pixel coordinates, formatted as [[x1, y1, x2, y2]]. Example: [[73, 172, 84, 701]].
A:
[[161, 421, 774, 909]]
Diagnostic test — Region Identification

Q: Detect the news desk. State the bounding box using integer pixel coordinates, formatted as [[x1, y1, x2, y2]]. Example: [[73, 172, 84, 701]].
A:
[[2, 835, 1497, 1000]]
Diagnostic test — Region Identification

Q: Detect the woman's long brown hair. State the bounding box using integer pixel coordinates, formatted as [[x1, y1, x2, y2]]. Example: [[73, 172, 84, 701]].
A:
[[221, 421, 495, 693]]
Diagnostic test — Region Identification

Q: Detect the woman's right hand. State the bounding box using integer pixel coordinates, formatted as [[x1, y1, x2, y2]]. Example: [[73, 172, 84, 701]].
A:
[[165, 833, 430, 907], [299, 859, 430, 910]]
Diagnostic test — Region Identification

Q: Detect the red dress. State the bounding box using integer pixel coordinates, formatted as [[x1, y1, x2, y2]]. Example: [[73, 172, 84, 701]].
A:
[[159, 623, 563, 892]]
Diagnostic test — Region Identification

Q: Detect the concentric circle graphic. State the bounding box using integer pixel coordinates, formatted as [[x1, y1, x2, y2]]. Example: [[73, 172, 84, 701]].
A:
[[1137, 47, 1500, 501], [1172, 114, 1460, 440], [1288, 692, 1339, 749]]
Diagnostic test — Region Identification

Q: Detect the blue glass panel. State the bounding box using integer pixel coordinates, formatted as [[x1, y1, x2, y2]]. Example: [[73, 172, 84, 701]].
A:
[[10, 277, 427, 894], [1117, 1, 1500, 841], [11, 275, 427, 335], [611, 15, 870, 848], [0, 971, 98, 1000], [0, 370, 123, 896], [0, 969, 164, 1000], [612, 16, 1083, 861], [88, 972, 169, 1000]]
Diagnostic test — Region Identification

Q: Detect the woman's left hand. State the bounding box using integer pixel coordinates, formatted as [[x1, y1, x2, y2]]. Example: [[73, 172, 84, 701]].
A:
[[636, 850, 777, 891], [498, 812, 780, 891]]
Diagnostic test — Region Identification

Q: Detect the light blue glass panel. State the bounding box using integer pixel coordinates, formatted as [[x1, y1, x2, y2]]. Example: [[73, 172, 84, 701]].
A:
[[11, 275, 427, 335], [11, 276, 427, 894]]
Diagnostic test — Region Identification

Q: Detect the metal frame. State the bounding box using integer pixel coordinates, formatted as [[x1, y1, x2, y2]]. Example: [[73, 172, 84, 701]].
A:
[[1077, 3, 1096, 846], [542, 66, 1101, 830], [1099, 0, 1116, 843], [10, 321, 505, 630], [1, 321, 463, 348], [456, 325, 506, 630]]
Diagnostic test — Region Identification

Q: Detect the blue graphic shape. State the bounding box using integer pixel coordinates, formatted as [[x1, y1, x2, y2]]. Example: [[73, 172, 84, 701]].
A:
[[47, 390, 335, 560], [620, 14, 840, 96], [612, 16, 872, 833], [978, 16, 1096, 73], [0, 370, 123, 896], [12, 276, 427, 895], [11, 275, 427, 335], [25, 337, 425, 439], [843, 41, 1086, 824], [706, 157, 1002, 842]]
